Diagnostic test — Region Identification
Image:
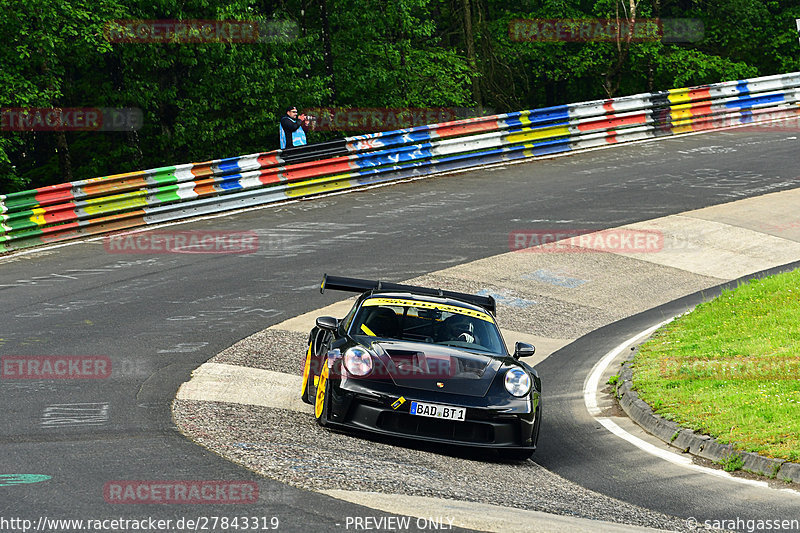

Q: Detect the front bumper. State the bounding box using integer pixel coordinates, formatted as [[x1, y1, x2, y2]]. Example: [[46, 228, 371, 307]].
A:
[[323, 378, 539, 451]]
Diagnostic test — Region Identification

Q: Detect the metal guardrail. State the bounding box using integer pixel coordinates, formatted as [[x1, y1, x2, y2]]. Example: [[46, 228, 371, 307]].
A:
[[2, 71, 799, 253]]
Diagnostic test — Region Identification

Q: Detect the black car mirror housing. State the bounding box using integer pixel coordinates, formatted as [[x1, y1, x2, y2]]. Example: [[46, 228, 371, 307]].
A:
[[316, 316, 339, 331], [514, 342, 535, 359]]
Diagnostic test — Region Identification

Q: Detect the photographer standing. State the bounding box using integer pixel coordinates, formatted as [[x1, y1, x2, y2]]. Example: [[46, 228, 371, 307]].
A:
[[279, 106, 309, 149]]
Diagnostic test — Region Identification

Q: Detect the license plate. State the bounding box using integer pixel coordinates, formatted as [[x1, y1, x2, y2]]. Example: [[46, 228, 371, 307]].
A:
[[409, 401, 465, 421]]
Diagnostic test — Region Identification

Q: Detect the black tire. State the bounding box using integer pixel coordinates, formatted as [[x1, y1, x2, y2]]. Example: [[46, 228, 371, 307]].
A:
[[302, 329, 332, 404], [314, 369, 331, 427], [300, 342, 314, 404], [303, 367, 316, 405]]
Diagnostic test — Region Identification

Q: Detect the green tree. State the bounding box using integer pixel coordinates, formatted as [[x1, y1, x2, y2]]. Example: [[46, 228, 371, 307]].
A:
[[1, 0, 330, 193], [327, 0, 474, 107], [2, 0, 798, 194], [0, 0, 123, 191]]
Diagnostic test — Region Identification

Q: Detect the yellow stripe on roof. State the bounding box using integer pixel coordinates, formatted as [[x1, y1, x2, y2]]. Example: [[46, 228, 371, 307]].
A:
[[363, 297, 494, 323]]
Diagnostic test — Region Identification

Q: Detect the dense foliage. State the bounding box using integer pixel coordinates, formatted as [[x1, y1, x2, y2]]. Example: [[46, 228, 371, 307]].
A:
[[1, 0, 798, 193]]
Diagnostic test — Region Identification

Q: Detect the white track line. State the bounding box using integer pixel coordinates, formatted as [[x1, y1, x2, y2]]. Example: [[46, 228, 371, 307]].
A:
[[584, 319, 800, 495], [584, 320, 671, 418]]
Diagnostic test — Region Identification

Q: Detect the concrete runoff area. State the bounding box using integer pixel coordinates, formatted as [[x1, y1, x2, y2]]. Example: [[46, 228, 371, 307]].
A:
[[612, 215, 800, 279], [174, 187, 800, 531]]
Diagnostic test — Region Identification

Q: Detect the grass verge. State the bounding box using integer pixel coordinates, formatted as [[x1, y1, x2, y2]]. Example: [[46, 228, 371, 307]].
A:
[[632, 268, 800, 462]]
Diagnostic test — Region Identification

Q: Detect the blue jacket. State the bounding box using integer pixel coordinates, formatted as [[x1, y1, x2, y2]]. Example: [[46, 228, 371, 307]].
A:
[[280, 115, 307, 149]]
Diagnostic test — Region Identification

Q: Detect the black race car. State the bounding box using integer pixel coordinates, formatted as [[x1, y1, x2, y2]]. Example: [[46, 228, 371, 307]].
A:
[[301, 275, 541, 460]]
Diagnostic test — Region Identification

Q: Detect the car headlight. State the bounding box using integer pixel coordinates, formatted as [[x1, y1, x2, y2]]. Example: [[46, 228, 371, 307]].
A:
[[343, 346, 373, 377], [504, 368, 531, 397]]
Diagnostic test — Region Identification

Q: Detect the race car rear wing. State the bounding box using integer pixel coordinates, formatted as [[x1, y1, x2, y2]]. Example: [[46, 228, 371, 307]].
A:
[[320, 274, 497, 315]]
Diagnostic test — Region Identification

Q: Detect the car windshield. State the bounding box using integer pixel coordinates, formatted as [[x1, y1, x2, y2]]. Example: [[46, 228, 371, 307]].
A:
[[350, 296, 506, 355]]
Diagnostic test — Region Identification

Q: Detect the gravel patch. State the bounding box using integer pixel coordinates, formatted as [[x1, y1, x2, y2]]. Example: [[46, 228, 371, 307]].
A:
[[213, 329, 308, 375], [173, 399, 690, 531]]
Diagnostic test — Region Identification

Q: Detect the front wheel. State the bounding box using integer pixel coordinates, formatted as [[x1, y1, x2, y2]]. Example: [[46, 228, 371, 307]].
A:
[[314, 364, 331, 427]]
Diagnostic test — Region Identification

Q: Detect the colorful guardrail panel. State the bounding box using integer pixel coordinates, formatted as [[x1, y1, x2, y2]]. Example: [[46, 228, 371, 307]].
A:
[[2, 71, 799, 253]]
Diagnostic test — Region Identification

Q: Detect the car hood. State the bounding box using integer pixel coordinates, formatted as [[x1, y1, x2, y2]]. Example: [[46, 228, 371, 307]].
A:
[[369, 340, 504, 397]]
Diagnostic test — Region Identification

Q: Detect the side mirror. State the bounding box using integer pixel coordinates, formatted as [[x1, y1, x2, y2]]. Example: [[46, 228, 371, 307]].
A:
[[513, 342, 535, 359], [316, 316, 339, 331]]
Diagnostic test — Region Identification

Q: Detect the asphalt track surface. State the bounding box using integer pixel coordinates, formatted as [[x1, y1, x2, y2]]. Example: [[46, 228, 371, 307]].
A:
[[535, 267, 800, 521], [1, 128, 799, 531]]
